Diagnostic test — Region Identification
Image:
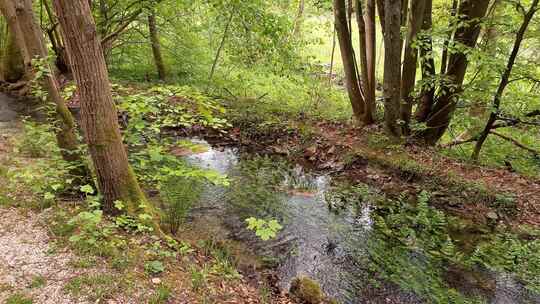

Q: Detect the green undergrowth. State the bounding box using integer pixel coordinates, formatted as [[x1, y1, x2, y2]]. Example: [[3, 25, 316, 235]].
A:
[[333, 185, 540, 303], [0, 93, 265, 302], [348, 137, 519, 218]]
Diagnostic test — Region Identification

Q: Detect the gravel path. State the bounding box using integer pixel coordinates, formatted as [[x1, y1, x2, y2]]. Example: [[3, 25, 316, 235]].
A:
[[0, 208, 90, 304], [0, 93, 89, 304]]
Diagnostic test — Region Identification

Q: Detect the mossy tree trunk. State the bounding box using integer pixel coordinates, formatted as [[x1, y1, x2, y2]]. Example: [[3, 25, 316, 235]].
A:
[[0, 0, 30, 74], [1, 28, 25, 82], [52, 0, 147, 214], [148, 10, 166, 81]]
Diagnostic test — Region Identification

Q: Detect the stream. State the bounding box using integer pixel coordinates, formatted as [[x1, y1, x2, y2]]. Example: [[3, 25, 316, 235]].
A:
[[182, 139, 540, 304], [1, 91, 538, 304]]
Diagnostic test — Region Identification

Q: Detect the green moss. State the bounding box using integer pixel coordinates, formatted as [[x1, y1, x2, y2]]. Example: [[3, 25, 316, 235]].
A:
[[5, 293, 33, 304], [290, 276, 325, 304], [29, 275, 46, 289]]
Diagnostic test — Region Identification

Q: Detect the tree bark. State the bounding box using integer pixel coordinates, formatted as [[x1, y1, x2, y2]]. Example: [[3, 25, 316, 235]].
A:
[[471, 0, 539, 160], [355, 0, 374, 123], [420, 0, 490, 144], [334, 0, 365, 120], [355, 0, 376, 123], [0, 0, 30, 68], [42, 0, 70, 74], [383, 0, 402, 137], [365, 0, 377, 121], [5, 0, 88, 181], [52, 0, 147, 213], [1, 28, 25, 82], [400, 0, 426, 134], [376, 0, 386, 36], [414, 0, 435, 122], [439, 0, 458, 75], [148, 10, 166, 81]]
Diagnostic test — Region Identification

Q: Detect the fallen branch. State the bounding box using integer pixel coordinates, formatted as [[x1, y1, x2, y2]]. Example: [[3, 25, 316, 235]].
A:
[[441, 136, 478, 148], [490, 130, 539, 156]]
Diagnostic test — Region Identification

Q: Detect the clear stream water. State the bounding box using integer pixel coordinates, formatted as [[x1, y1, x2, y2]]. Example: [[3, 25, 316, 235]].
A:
[[183, 139, 540, 304]]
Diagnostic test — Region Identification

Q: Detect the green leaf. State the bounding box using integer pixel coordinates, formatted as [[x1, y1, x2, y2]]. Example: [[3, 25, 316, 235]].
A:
[[80, 184, 94, 195]]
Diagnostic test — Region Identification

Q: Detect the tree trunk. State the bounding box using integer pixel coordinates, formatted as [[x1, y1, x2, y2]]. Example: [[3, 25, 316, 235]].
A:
[[52, 0, 147, 214], [329, 27, 337, 84], [148, 10, 166, 81], [0, 0, 30, 68], [209, 10, 234, 84], [5, 0, 89, 180], [334, 0, 365, 120], [414, 0, 435, 122], [382, 0, 402, 137], [399, 0, 426, 134], [1, 28, 25, 82], [439, 0, 458, 75], [400, 0, 409, 54], [355, 0, 374, 124], [376, 0, 386, 36], [42, 0, 70, 74], [471, 0, 538, 160], [291, 0, 305, 39], [420, 0, 490, 144], [365, 0, 377, 121]]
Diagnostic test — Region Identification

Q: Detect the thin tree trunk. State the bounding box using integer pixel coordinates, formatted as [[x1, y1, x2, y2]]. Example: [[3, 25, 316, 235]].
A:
[[364, 0, 377, 120], [414, 0, 435, 122], [471, 0, 538, 160], [148, 10, 166, 81], [329, 27, 337, 85], [52, 0, 147, 213], [291, 0, 305, 39], [400, 0, 409, 54], [334, 0, 365, 120], [7, 0, 88, 180], [383, 0, 402, 137], [355, 0, 374, 124], [399, 0, 426, 134], [420, 0, 490, 144], [209, 10, 234, 84], [439, 0, 458, 74], [42, 0, 70, 74]]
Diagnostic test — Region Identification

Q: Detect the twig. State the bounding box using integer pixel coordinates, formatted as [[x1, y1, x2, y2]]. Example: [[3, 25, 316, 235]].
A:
[[490, 130, 539, 156]]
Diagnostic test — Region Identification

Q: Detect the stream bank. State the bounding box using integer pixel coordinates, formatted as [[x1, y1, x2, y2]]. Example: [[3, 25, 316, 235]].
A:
[[175, 137, 540, 304]]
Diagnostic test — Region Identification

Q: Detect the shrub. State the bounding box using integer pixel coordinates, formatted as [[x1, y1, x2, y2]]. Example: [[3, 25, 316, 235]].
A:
[[159, 176, 203, 235]]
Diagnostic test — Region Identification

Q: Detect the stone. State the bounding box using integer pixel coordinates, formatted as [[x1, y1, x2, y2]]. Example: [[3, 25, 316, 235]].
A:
[[290, 276, 325, 304]]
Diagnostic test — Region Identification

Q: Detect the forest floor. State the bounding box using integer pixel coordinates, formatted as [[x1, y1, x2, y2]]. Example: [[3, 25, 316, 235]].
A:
[[0, 93, 296, 304]]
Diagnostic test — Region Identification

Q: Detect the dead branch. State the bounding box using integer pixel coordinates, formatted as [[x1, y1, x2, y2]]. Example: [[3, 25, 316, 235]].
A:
[[490, 130, 539, 156]]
